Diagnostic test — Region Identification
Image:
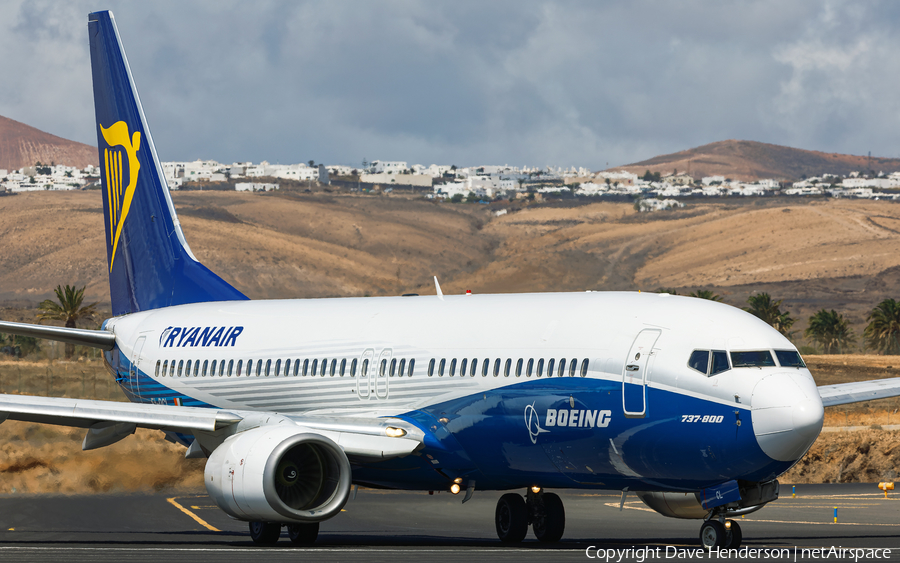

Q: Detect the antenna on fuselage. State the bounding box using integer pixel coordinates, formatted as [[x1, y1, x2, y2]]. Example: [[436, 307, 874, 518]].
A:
[[434, 276, 444, 301]]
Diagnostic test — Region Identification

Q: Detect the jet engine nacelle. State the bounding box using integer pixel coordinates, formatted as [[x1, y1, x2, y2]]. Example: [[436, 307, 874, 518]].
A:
[[636, 480, 779, 519], [205, 425, 351, 523], [635, 491, 708, 519]]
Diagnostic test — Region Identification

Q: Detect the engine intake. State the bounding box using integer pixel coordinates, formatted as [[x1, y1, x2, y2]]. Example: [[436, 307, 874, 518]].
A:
[[205, 425, 351, 523]]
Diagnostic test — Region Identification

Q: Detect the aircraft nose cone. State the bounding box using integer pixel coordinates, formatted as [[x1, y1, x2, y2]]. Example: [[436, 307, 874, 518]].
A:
[[751, 373, 824, 462]]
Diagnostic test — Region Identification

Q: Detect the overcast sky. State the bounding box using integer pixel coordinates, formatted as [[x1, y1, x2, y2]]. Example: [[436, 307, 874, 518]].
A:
[[1, 1, 899, 170]]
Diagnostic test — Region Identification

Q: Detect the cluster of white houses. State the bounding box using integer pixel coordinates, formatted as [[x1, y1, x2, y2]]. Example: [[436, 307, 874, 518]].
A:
[[2, 157, 900, 203]]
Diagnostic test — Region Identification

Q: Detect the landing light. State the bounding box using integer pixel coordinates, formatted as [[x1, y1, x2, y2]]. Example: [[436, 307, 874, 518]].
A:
[[385, 427, 407, 438], [450, 483, 461, 494], [531, 486, 542, 494], [454, 477, 463, 484], [725, 521, 731, 530]]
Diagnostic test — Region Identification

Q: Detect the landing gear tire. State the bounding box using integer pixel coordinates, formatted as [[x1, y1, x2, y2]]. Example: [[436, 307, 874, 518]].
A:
[[495, 493, 528, 543], [531, 492, 565, 543], [725, 520, 742, 550], [699, 520, 726, 549], [287, 522, 319, 545], [249, 521, 281, 545]]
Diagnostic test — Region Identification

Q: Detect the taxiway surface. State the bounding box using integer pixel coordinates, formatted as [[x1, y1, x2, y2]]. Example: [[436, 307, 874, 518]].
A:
[[1, 484, 899, 562]]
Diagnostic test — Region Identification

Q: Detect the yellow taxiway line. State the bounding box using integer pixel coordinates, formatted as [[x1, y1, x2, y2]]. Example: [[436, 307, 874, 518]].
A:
[[166, 497, 221, 532]]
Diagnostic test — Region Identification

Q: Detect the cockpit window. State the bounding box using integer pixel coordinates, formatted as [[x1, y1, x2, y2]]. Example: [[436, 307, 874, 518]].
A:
[[688, 350, 710, 375], [730, 350, 776, 368], [711, 350, 730, 375], [775, 350, 806, 368]]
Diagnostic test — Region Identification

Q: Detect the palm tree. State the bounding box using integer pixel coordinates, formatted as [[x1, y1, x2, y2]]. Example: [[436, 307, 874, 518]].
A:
[[864, 298, 900, 355], [689, 289, 723, 302], [745, 293, 795, 337], [37, 285, 99, 359], [805, 309, 855, 354]]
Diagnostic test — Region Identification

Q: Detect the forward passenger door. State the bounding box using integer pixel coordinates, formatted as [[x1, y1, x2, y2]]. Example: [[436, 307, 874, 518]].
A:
[[622, 329, 660, 418]]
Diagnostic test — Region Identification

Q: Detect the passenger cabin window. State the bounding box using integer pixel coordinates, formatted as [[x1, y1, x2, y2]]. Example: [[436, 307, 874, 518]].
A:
[[515, 359, 523, 377], [341, 358, 347, 376], [390, 359, 397, 377], [558, 358, 566, 377], [470, 359, 477, 377], [408, 358, 415, 377], [580, 359, 589, 377], [155, 361, 161, 377], [397, 359, 405, 377], [330, 359, 337, 376], [460, 359, 467, 377], [185, 360, 192, 376], [274, 359, 281, 376], [237, 360, 243, 377], [320, 359, 327, 377], [449, 359, 456, 377], [228, 360, 234, 377], [504, 359, 512, 377], [711, 350, 730, 375], [361, 359, 368, 377], [482, 359, 489, 377], [439, 359, 446, 377], [730, 350, 776, 368], [428, 359, 435, 377], [775, 350, 806, 368], [569, 359, 577, 377], [688, 350, 710, 375], [526, 359, 534, 377], [351, 358, 357, 377], [547, 359, 555, 377], [493, 359, 501, 377], [537, 359, 544, 377]]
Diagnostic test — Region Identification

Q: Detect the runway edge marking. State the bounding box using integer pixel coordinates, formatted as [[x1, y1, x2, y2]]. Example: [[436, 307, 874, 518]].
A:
[[167, 497, 221, 532]]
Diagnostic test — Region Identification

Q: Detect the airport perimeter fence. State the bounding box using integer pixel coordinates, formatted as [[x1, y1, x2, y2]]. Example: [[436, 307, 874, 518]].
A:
[[0, 361, 126, 401]]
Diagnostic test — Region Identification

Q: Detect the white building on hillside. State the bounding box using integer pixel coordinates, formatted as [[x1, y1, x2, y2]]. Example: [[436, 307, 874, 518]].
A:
[[370, 160, 408, 174]]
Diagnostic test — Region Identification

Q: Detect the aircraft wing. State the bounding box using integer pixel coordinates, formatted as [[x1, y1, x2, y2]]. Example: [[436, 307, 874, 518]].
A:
[[0, 394, 422, 458], [817, 378, 900, 407]]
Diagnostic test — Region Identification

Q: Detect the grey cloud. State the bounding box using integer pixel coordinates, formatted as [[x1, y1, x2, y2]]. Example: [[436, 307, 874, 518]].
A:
[[1, 1, 899, 169]]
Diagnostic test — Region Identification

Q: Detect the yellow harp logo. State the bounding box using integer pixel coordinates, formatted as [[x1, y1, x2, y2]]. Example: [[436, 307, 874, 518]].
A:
[[101, 121, 141, 272]]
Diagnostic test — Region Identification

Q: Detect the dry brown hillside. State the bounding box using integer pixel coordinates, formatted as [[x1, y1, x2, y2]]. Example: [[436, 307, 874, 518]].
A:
[[1, 191, 899, 345], [617, 140, 900, 182], [0, 115, 98, 171]]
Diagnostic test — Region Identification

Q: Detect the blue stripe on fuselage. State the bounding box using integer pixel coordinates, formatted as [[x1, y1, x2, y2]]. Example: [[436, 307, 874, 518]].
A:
[[109, 348, 791, 491]]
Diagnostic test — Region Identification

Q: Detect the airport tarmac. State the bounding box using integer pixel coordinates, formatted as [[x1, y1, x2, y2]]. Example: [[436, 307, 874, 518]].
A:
[[0, 483, 899, 562]]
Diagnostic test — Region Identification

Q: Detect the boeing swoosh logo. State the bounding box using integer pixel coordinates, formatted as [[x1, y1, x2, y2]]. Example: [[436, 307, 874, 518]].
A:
[[524, 402, 550, 444]]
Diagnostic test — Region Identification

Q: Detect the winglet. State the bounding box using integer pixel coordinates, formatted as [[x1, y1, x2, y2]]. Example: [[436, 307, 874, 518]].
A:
[[434, 276, 444, 301]]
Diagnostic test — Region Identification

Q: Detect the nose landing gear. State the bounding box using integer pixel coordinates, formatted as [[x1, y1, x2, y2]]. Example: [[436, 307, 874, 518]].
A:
[[494, 488, 567, 543], [699, 517, 742, 550]]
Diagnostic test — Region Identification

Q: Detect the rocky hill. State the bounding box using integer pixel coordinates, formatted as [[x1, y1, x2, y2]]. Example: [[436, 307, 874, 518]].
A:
[[0, 114, 97, 171], [616, 140, 900, 182]]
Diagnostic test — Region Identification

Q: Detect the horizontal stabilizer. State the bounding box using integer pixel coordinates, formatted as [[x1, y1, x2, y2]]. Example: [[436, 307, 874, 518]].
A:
[[818, 377, 900, 407], [0, 320, 116, 351]]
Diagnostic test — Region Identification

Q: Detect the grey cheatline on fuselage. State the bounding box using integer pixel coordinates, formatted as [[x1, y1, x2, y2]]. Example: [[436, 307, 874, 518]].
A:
[[0, 9, 897, 550]]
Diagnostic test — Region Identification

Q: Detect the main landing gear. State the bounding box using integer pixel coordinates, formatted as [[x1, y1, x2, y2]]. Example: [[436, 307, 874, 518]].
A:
[[495, 487, 566, 543], [248, 521, 319, 546], [699, 517, 742, 550]]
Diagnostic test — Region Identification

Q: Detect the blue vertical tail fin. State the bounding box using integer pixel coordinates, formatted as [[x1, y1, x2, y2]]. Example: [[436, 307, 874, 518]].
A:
[[88, 11, 247, 316]]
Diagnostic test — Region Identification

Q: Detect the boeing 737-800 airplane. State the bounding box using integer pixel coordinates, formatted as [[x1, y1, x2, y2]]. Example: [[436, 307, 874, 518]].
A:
[[1, 10, 899, 550]]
